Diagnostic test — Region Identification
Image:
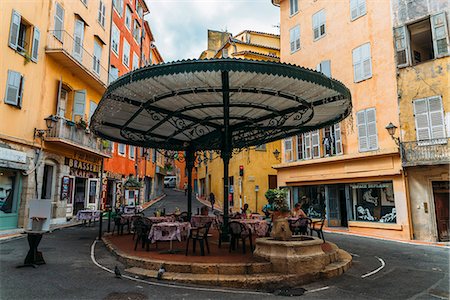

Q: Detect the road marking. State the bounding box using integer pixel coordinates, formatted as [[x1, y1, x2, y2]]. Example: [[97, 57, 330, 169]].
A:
[[349, 253, 360, 257], [304, 286, 330, 293], [361, 256, 385, 278], [90, 240, 272, 296]]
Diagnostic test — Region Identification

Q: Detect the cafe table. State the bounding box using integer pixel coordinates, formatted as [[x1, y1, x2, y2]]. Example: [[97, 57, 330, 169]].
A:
[[148, 216, 176, 223], [148, 222, 191, 253], [237, 219, 269, 237], [76, 209, 101, 226], [190, 215, 217, 228]]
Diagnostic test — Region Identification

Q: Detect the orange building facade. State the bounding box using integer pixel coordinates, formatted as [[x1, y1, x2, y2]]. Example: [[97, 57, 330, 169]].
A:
[[102, 0, 164, 209]]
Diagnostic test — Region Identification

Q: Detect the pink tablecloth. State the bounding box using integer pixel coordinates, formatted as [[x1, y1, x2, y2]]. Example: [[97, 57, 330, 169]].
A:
[[148, 216, 175, 223], [238, 219, 268, 237], [190, 215, 217, 228], [76, 210, 100, 221], [148, 222, 191, 243]]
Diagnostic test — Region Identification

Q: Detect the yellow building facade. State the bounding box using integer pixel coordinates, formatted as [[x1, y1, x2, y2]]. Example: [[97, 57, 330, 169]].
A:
[[0, 0, 111, 230], [196, 30, 281, 214], [391, 0, 449, 242], [273, 0, 412, 240]]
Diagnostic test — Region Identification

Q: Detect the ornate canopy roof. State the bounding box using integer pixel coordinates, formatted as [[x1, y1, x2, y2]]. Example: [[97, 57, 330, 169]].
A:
[[91, 59, 351, 151]]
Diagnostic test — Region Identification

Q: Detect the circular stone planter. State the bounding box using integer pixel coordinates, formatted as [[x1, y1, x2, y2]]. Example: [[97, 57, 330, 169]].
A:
[[254, 236, 343, 275]]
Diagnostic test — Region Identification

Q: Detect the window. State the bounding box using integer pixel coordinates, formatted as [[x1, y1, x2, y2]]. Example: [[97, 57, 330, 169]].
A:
[[350, 181, 396, 223], [89, 100, 97, 123], [136, 1, 143, 18], [73, 19, 85, 62], [289, 0, 298, 16], [9, 10, 37, 56], [255, 144, 266, 151], [41, 164, 54, 199], [284, 138, 293, 162], [357, 108, 378, 152], [352, 43, 372, 82], [132, 52, 139, 70], [222, 48, 229, 58], [394, 12, 449, 67], [93, 40, 102, 75], [111, 24, 120, 55], [316, 60, 331, 77], [350, 0, 366, 21], [303, 132, 312, 159], [111, 142, 115, 153], [413, 96, 446, 141], [72, 90, 86, 122], [129, 146, 135, 159], [80, 0, 88, 6], [125, 5, 132, 30], [98, 0, 106, 27], [133, 21, 141, 43], [122, 39, 130, 67], [322, 124, 343, 156], [289, 25, 300, 53], [109, 65, 119, 83], [311, 130, 321, 158], [113, 0, 123, 16], [118, 143, 126, 156], [4, 70, 24, 107], [296, 134, 304, 160], [312, 10, 326, 40]]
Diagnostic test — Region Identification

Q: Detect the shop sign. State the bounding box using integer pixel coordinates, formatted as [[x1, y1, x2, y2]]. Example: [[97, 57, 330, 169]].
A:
[[0, 148, 26, 164], [65, 158, 100, 172], [350, 183, 389, 189], [105, 171, 122, 180]]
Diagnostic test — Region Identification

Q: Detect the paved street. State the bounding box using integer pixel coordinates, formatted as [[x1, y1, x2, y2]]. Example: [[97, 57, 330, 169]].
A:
[[1, 189, 448, 300]]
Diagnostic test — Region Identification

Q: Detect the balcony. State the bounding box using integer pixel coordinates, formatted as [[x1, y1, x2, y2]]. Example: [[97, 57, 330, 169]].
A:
[[401, 138, 450, 167], [45, 117, 112, 157], [45, 30, 108, 92]]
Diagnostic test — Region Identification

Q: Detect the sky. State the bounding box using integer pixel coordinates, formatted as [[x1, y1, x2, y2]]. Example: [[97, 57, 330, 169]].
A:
[[145, 0, 280, 62]]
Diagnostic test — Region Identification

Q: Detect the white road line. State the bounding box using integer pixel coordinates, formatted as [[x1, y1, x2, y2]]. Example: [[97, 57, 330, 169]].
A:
[[90, 240, 272, 296], [361, 256, 385, 278], [349, 253, 360, 257], [304, 286, 330, 293]]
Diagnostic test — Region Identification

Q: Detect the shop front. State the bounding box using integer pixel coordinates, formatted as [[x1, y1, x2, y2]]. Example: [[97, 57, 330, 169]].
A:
[[0, 147, 27, 230], [64, 157, 101, 217]]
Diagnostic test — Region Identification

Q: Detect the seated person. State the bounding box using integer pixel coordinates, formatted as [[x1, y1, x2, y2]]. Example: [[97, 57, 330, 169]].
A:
[[262, 202, 274, 219], [241, 203, 250, 215], [200, 205, 209, 216], [291, 203, 307, 218]]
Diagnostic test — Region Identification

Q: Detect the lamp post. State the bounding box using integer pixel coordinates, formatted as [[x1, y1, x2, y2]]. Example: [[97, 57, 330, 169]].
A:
[[273, 149, 281, 161], [385, 122, 400, 147]]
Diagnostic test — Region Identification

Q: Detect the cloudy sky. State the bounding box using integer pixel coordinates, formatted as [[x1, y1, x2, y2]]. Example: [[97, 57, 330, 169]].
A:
[[145, 0, 280, 62]]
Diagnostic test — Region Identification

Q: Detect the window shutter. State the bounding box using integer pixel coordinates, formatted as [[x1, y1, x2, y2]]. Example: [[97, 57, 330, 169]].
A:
[[73, 20, 84, 61], [350, 0, 358, 20], [73, 90, 86, 121], [431, 12, 449, 57], [362, 43, 372, 78], [5, 70, 22, 106], [366, 108, 378, 150], [284, 138, 293, 162], [312, 130, 321, 158], [359, 0, 366, 15], [413, 98, 431, 141], [303, 132, 311, 159], [9, 10, 21, 50], [54, 3, 64, 41], [89, 100, 97, 123], [290, 28, 295, 52], [352, 46, 362, 82], [428, 96, 446, 139], [334, 123, 343, 155], [394, 26, 410, 67], [31, 27, 40, 62], [357, 110, 368, 151], [295, 26, 300, 50], [296, 135, 303, 160], [321, 60, 331, 77]]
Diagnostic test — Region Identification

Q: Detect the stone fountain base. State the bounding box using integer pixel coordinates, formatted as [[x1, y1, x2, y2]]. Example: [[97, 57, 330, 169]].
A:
[[254, 236, 352, 277]]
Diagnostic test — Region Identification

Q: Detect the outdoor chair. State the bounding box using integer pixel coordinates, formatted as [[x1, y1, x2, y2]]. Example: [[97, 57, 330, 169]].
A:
[[214, 218, 225, 248], [134, 218, 152, 251], [228, 221, 253, 254], [131, 215, 143, 240], [112, 215, 125, 235], [185, 221, 212, 256], [309, 217, 326, 242], [176, 212, 189, 222], [288, 217, 311, 235]]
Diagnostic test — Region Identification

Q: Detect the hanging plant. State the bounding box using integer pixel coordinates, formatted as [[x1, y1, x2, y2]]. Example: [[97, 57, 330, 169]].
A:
[[76, 118, 87, 129]]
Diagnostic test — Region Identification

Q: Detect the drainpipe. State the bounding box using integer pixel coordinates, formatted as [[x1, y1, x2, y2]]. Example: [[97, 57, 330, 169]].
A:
[[98, 158, 104, 240], [402, 168, 414, 240], [106, 0, 114, 84]]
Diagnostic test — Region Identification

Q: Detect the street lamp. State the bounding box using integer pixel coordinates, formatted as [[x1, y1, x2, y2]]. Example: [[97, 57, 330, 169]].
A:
[[273, 149, 281, 161], [385, 122, 400, 147]]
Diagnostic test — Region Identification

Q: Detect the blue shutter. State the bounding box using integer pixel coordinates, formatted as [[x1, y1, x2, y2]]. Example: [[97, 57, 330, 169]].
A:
[[31, 27, 40, 62], [9, 10, 21, 50]]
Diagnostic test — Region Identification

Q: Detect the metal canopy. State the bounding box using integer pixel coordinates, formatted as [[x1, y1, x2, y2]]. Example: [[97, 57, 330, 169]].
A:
[[91, 59, 351, 152]]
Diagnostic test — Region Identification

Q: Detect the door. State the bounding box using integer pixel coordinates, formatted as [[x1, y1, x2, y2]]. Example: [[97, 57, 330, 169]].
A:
[[268, 175, 277, 189], [73, 19, 84, 62], [326, 185, 340, 226], [63, 176, 75, 218], [58, 88, 68, 118], [86, 178, 99, 210], [74, 177, 86, 214], [339, 187, 348, 227], [432, 181, 449, 241]]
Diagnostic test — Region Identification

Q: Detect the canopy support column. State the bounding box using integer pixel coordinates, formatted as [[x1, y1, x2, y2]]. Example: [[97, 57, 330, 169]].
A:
[[186, 149, 195, 220], [221, 71, 231, 242]]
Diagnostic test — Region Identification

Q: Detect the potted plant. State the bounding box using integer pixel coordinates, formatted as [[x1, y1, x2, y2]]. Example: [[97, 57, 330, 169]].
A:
[[76, 118, 87, 130], [266, 188, 292, 240]]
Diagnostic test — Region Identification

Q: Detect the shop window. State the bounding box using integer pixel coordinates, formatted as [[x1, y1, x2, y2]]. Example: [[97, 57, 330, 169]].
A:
[[394, 12, 449, 67], [0, 170, 17, 214], [41, 164, 54, 200], [349, 182, 396, 223], [294, 185, 326, 219]]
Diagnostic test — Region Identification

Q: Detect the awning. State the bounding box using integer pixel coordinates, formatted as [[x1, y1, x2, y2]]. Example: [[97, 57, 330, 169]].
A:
[[91, 59, 351, 151]]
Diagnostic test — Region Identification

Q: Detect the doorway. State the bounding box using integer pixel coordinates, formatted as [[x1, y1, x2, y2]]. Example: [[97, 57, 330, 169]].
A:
[[339, 188, 348, 227], [74, 177, 86, 214], [432, 181, 449, 242], [268, 175, 277, 189]]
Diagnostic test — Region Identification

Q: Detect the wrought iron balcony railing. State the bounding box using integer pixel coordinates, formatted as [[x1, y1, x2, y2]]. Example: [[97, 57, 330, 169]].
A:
[[45, 117, 112, 157], [46, 30, 109, 90], [401, 138, 450, 167]]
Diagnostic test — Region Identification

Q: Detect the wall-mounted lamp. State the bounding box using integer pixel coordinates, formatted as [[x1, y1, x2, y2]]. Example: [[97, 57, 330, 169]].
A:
[[273, 149, 281, 161], [34, 115, 57, 139], [385, 122, 400, 147]]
